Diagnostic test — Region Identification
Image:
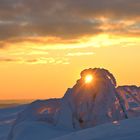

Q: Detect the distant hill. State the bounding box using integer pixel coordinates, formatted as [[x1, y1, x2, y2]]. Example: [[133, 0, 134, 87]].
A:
[[0, 99, 34, 108]]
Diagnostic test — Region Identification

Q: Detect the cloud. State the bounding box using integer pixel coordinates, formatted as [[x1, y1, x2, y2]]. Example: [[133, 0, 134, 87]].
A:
[[65, 0, 140, 19], [0, 0, 139, 44], [0, 56, 70, 65], [66, 52, 95, 56], [0, 57, 19, 62], [23, 57, 70, 65]]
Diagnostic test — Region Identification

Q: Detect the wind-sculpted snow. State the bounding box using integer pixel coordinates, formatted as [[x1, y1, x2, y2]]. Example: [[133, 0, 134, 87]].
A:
[[6, 68, 140, 140], [0, 105, 27, 140], [7, 99, 61, 140]]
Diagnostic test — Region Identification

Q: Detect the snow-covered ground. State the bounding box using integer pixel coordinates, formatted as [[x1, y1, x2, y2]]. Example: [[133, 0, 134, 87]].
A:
[[0, 105, 27, 140], [0, 105, 140, 140], [52, 117, 140, 140], [0, 104, 72, 140]]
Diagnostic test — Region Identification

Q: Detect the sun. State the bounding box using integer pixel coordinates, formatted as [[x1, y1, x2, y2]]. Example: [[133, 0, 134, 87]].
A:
[[85, 74, 93, 83]]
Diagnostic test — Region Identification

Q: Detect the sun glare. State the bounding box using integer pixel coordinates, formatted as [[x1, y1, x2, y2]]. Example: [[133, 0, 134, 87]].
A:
[[85, 74, 93, 83]]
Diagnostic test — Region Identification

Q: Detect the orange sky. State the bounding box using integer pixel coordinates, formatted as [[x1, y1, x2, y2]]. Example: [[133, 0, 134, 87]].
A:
[[0, 0, 140, 99]]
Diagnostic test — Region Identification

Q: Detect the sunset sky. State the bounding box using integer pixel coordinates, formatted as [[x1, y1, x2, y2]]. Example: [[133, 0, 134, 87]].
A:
[[0, 0, 140, 99]]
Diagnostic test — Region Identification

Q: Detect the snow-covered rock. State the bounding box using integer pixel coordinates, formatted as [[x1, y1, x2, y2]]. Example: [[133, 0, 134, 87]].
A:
[[55, 68, 126, 129], [117, 86, 140, 117]]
